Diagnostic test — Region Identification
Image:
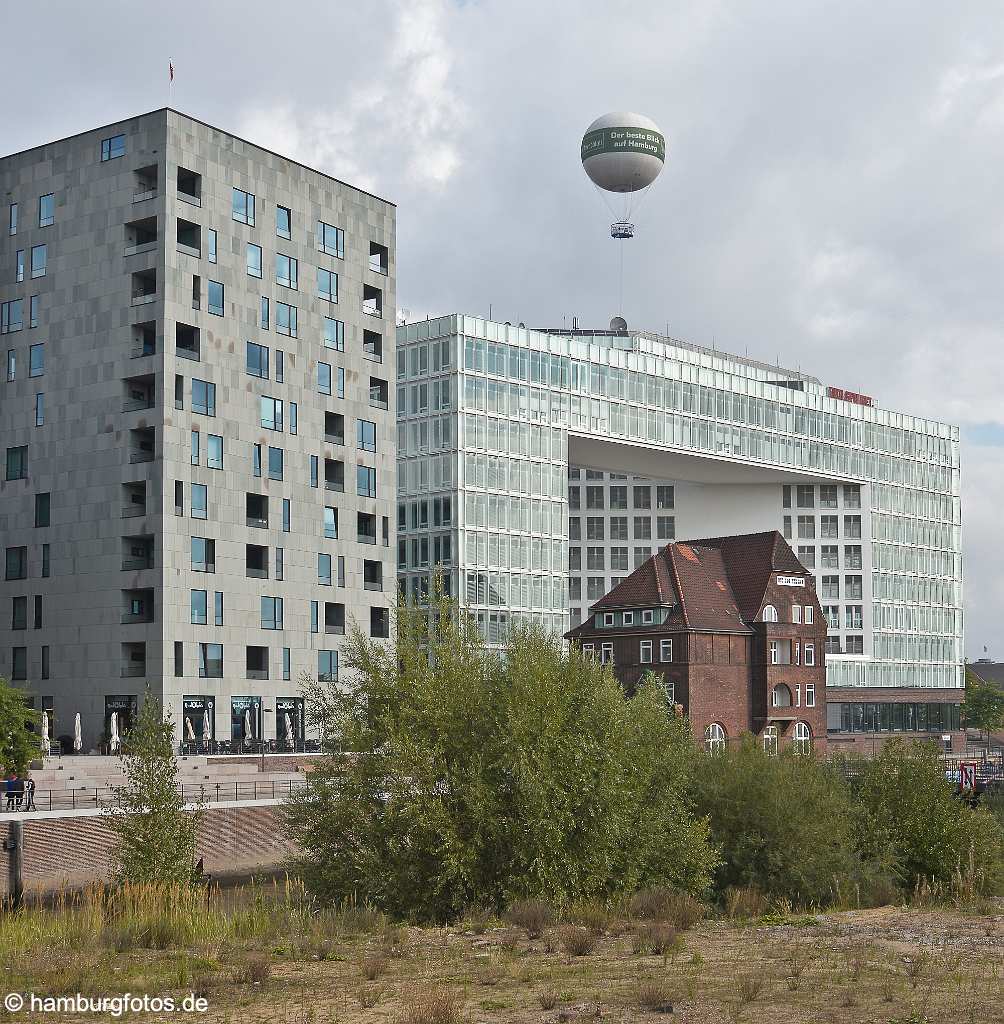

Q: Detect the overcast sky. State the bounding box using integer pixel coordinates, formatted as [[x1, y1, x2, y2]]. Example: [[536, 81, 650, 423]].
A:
[[8, 1, 1002, 659]]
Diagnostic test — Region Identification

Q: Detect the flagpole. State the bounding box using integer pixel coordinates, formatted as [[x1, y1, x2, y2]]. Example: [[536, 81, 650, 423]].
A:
[[169, 60, 174, 107]]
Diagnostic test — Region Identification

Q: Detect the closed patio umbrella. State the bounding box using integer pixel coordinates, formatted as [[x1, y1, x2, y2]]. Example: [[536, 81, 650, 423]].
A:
[[40, 711, 51, 756], [73, 713, 82, 753], [109, 712, 120, 754], [185, 716, 196, 741], [244, 708, 253, 747], [284, 712, 295, 750], [202, 709, 211, 745]]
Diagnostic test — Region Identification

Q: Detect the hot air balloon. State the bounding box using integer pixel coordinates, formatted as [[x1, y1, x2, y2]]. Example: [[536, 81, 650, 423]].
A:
[[581, 111, 665, 239]]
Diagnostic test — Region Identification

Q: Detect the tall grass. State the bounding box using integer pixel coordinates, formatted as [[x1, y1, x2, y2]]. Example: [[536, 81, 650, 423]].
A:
[[0, 877, 383, 962]]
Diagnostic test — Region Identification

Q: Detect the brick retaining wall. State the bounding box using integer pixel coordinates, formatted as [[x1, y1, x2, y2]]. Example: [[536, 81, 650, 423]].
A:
[[1, 806, 292, 895]]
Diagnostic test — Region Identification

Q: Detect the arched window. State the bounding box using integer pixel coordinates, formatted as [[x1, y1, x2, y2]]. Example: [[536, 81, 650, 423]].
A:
[[762, 724, 778, 755], [762, 604, 778, 622], [704, 722, 727, 754], [792, 721, 812, 755], [771, 684, 792, 708]]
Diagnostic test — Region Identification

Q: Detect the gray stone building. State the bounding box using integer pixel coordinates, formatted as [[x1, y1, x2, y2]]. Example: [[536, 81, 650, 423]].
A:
[[0, 109, 396, 751]]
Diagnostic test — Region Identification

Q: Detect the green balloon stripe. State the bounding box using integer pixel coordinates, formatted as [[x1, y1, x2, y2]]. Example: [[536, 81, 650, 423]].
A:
[[581, 127, 665, 162]]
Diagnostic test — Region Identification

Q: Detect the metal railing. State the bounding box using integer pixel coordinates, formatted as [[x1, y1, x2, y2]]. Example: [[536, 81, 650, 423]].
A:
[[6, 778, 309, 814]]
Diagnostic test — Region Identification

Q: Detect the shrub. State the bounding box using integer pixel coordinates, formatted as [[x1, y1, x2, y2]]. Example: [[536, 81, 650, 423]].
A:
[[565, 901, 610, 934], [506, 898, 555, 938], [402, 988, 464, 1024], [283, 607, 719, 921], [724, 886, 768, 920], [632, 922, 679, 955], [234, 953, 271, 985], [558, 925, 596, 956], [537, 988, 558, 1010], [851, 740, 1004, 898], [629, 886, 704, 929], [635, 979, 674, 1011], [361, 951, 389, 980], [690, 737, 884, 906]]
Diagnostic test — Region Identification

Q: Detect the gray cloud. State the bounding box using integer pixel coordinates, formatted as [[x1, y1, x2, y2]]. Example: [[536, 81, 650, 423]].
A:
[[7, 0, 1000, 656]]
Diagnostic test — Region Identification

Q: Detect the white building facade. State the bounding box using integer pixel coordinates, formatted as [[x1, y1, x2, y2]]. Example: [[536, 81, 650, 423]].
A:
[[397, 314, 962, 695]]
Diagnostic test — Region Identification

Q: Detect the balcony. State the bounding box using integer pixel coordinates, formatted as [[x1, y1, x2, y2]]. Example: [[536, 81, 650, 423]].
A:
[[131, 321, 156, 359], [121, 554, 154, 571], [124, 216, 158, 258], [120, 663, 146, 678], [246, 544, 269, 579], [120, 642, 146, 678], [121, 482, 147, 519], [324, 603, 345, 635], [122, 373, 155, 413], [177, 218, 201, 259], [130, 268, 157, 307], [246, 669, 269, 680], [362, 283, 383, 317], [324, 459, 344, 493], [357, 512, 377, 546], [363, 560, 383, 592], [121, 533, 153, 572], [128, 427, 155, 464], [177, 167, 202, 207], [363, 330, 383, 363], [368, 241, 389, 276], [176, 323, 200, 361], [246, 493, 269, 530], [246, 646, 269, 680], [324, 411, 345, 446], [133, 165, 158, 203], [369, 377, 389, 410]]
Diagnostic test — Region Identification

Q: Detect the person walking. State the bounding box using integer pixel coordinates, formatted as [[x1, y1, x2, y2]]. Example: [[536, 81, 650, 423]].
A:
[[13, 774, 24, 810], [4, 774, 15, 811], [23, 775, 36, 812]]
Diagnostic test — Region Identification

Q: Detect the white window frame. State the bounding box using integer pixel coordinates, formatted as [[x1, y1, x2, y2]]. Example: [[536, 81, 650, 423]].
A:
[[603, 612, 614, 627], [763, 604, 778, 622], [769, 640, 779, 665], [641, 609, 654, 624], [704, 723, 726, 754], [622, 610, 634, 625], [804, 605, 814, 625], [805, 643, 815, 667], [600, 642, 614, 664], [792, 605, 801, 624], [762, 724, 778, 756], [793, 721, 812, 755], [582, 643, 594, 659], [805, 682, 815, 706], [660, 639, 673, 663], [639, 640, 653, 664]]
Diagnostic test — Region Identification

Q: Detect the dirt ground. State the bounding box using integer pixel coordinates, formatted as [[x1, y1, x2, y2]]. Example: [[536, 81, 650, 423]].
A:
[[3, 903, 1002, 1024]]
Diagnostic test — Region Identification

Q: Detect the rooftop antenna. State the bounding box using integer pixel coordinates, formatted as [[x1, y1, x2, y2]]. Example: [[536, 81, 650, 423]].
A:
[[488, 303, 492, 321]]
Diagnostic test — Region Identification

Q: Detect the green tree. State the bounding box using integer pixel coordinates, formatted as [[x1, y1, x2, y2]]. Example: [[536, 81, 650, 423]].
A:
[[0, 675, 41, 775], [690, 736, 888, 906], [284, 601, 718, 921], [851, 739, 1004, 896], [963, 670, 1004, 749], [104, 693, 200, 884]]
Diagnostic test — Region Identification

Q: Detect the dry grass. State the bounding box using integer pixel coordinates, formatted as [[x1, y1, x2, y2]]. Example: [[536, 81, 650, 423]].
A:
[[506, 898, 555, 938], [628, 886, 705, 929], [1, 884, 1001, 1024]]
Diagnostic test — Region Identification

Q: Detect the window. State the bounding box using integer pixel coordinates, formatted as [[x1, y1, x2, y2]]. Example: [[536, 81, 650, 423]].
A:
[[610, 517, 628, 540], [174, 642, 183, 677], [586, 517, 604, 540], [317, 268, 337, 302], [8, 202, 16, 235], [16, 249, 24, 283], [214, 591, 224, 626], [822, 576, 839, 600], [282, 498, 291, 533], [821, 545, 839, 568], [797, 515, 815, 539], [822, 605, 839, 629], [820, 485, 837, 508], [30, 244, 47, 278], [797, 546, 814, 569], [11, 648, 27, 680], [275, 350, 284, 383], [276, 302, 297, 337], [820, 515, 838, 538], [796, 485, 814, 508], [232, 187, 255, 226], [600, 642, 614, 664], [805, 683, 815, 706], [207, 228, 217, 264], [586, 487, 603, 510], [610, 547, 628, 571], [6, 446, 27, 481], [358, 419, 376, 451], [804, 605, 814, 625], [657, 516, 675, 540], [318, 553, 332, 586], [261, 596, 283, 630], [191, 537, 215, 573], [792, 605, 801, 624], [1, 299, 23, 335], [772, 684, 792, 708], [705, 723, 726, 754], [268, 446, 283, 481], [846, 635, 864, 655], [633, 486, 651, 509], [28, 343, 45, 376], [6, 546, 27, 580], [310, 455, 319, 488], [260, 396, 283, 431], [34, 394, 44, 427], [844, 515, 862, 539], [656, 485, 675, 509], [804, 644, 816, 667], [207, 434, 223, 470], [660, 639, 673, 662], [324, 506, 338, 539], [634, 517, 652, 540], [34, 492, 50, 527], [622, 611, 634, 625], [318, 361, 332, 395], [191, 589, 208, 625], [191, 483, 208, 519], [792, 722, 812, 755], [845, 575, 863, 600], [317, 220, 344, 258], [640, 640, 653, 664], [276, 253, 298, 289], [41, 544, 49, 578], [762, 724, 778, 755], [207, 280, 224, 316], [198, 643, 223, 678], [276, 205, 291, 240], [845, 545, 863, 569], [843, 485, 861, 508], [587, 547, 604, 571], [609, 485, 627, 509], [36, 193, 54, 231], [101, 134, 126, 161], [845, 605, 863, 630], [246, 341, 269, 379], [318, 650, 338, 682], [357, 465, 377, 498], [11, 597, 27, 631], [762, 604, 778, 622], [324, 317, 344, 351], [192, 379, 216, 415], [246, 243, 263, 278], [261, 296, 270, 329], [783, 515, 792, 539]]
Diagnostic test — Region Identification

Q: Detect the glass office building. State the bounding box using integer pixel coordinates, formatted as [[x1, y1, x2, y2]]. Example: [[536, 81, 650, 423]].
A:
[[397, 315, 962, 692]]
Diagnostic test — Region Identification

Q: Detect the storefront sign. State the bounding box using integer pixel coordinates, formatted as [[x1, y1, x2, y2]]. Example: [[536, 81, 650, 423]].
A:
[[776, 575, 806, 587]]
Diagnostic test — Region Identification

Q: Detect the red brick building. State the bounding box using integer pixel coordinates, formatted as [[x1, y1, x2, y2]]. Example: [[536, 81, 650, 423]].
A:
[[566, 531, 827, 754]]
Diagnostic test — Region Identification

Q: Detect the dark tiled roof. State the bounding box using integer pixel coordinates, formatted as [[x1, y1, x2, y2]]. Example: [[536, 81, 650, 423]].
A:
[[970, 662, 1004, 688], [578, 530, 808, 636]]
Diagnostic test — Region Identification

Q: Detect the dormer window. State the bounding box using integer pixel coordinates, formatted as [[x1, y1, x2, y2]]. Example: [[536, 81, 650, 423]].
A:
[[603, 612, 614, 627], [641, 609, 654, 624], [762, 604, 778, 622], [623, 611, 634, 625]]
